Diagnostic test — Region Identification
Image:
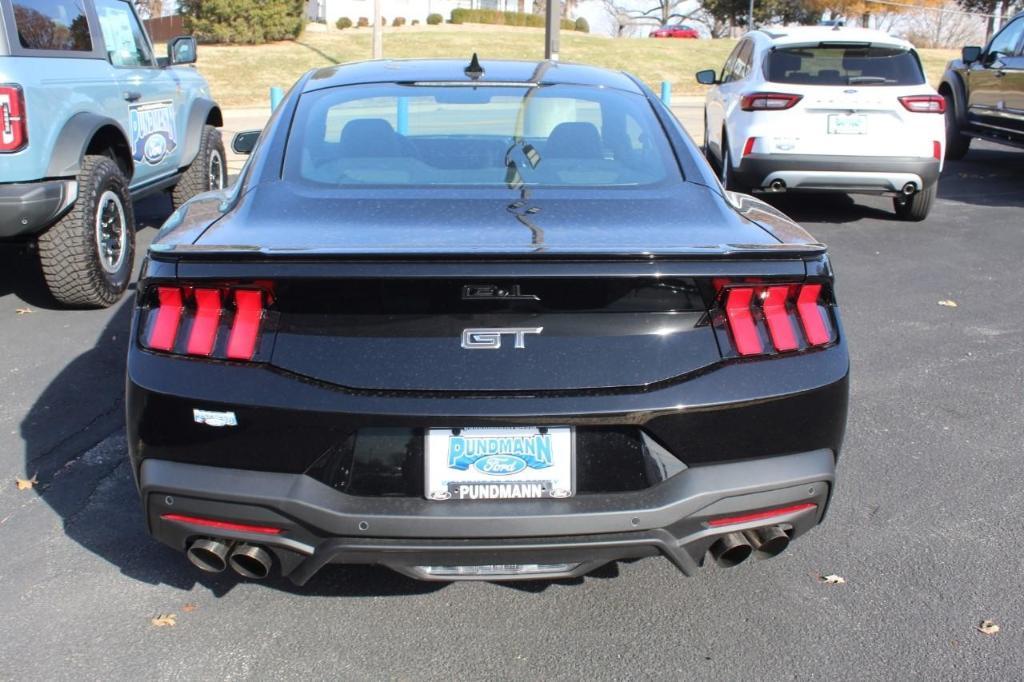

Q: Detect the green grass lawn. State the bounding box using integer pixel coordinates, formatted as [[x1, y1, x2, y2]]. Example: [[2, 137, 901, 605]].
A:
[[193, 24, 957, 108]]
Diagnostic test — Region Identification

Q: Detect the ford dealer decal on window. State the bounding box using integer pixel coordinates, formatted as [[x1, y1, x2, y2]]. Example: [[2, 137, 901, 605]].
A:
[[129, 101, 177, 165]]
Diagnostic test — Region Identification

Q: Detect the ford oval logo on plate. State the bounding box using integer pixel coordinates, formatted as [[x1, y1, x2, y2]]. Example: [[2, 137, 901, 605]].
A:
[[473, 454, 528, 476]]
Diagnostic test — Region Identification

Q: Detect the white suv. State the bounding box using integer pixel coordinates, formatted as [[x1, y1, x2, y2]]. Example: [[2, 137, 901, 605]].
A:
[[697, 27, 946, 220]]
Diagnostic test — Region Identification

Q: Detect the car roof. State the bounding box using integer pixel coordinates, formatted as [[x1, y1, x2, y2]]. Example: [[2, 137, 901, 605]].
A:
[[753, 26, 914, 50], [303, 58, 645, 94]]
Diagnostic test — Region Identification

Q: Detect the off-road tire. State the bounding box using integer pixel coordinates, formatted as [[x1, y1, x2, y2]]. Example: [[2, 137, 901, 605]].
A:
[[171, 125, 226, 210], [943, 91, 971, 161], [38, 155, 135, 308], [893, 183, 936, 221]]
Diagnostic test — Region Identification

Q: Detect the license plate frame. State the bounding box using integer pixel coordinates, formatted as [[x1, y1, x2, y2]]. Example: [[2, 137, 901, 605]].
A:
[[827, 113, 867, 135], [424, 426, 575, 501]]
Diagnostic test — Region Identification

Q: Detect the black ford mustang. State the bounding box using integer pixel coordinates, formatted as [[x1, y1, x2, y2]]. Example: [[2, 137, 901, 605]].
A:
[[127, 58, 849, 584]]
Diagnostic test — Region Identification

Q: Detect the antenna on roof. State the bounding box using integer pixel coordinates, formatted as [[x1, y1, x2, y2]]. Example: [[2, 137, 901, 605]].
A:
[[465, 53, 485, 80]]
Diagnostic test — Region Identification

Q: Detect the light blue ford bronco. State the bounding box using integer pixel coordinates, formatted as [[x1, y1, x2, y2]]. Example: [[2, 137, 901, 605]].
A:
[[0, 0, 223, 307]]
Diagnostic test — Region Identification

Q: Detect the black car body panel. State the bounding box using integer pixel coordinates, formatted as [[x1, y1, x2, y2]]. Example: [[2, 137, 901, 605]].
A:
[[127, 58, 849, 584]]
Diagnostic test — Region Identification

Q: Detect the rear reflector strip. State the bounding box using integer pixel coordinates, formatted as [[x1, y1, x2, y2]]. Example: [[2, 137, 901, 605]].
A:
[[226, 289, 264, 360], [161, 513, 283, 535], [724, 287, 762, 356], [186, 288, 222, 356], [933, 140, 942, 160], [742, 137, 756, 157], [796, 284, 830, 346], [762, 286, 798, 352], [707, 503, 817, 527], [148, 287, 184, 351]]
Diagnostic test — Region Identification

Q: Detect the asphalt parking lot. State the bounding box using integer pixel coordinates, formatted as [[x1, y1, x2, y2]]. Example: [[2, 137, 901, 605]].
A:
[[1, 141, 1022, 680]]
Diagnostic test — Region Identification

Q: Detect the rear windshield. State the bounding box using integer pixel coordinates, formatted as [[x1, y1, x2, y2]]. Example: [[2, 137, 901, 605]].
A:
[[765, 45, 925, 86], [285, 83, 681, 189]]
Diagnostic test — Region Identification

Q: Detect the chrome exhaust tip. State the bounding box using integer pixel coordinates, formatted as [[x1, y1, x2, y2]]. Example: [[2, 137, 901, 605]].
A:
[[902, 182, 916, 195], [743, 526, 791, 558], [709, 532, 753, 567], [229, 544, 273, 580], [769, 179, 786, 192], [186, 538, 232, 573]]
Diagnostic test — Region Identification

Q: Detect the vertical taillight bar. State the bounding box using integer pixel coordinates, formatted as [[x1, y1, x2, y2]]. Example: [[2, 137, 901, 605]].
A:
[[226, 290, 264, 360], [796, 284, 830, 346], [762, 286, 797, 351], [0, 84, 27, 153], [186, 288, 222, 356], [724, 288, 763, 356], [148, 287, 184, 351]]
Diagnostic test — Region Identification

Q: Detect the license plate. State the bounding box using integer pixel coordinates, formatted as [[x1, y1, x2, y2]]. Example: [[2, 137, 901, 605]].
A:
[[828, 114, 867, 135], [425, 427, 574, 501]]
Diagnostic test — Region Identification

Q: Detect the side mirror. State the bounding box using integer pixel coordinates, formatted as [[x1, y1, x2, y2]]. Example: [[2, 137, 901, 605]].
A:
[[695, 69, 718, 86], [961, 46, 982, 64], [232, 130, 261, 155], [168, 35, 197, 65]]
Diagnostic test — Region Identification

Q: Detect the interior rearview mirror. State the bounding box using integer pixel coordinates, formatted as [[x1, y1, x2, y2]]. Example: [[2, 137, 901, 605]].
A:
[[695, 69, 718, 86], [961, 46, 982, 64], [232, 130, 261, 155], [168, 35, 197, 65]]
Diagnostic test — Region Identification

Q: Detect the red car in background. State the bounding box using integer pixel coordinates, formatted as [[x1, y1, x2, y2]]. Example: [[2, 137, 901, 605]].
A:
[[650, 24, 699, 38]]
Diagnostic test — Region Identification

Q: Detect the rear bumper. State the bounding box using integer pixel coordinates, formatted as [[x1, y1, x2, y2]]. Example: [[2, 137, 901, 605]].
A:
[[0, 179, 77, 238], [734, 154, 940, 195], [141, 449, 835, 582]]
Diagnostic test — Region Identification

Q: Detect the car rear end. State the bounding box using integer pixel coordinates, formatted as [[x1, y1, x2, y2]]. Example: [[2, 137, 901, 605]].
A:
[[127, 63, 849, 584], [731, 37, 946, 197]]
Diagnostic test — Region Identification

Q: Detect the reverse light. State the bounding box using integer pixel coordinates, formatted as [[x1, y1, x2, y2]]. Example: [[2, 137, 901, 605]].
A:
[[707, 503, 818, 527], [898, 95, 945, 114], [740, 92, 802, 111], [143, 284, 270, 361], [162, 513, 283, 535], [0, 84, 27, 153], [719, 282, 835, 356]]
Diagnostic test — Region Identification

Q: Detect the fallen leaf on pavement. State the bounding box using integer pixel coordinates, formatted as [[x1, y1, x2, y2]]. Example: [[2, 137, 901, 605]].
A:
[[15, 307, 33, 315], [182, 603, 198, 613], [151, 614, 177, 627], [819, 574, 846, 585], [976, 620, 1000, 635], [15, 473, 38, 491], [938, 300, 958, 308]]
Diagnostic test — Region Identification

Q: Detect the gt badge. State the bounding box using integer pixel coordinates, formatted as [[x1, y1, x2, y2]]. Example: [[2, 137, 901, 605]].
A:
[[460, 327, 542, 350]]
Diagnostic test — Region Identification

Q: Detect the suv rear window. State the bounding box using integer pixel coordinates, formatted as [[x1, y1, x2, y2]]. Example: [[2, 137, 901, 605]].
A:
[[287, 83, 681, 189], [765, 45, 925, 86], [13, 0, 92, 51]]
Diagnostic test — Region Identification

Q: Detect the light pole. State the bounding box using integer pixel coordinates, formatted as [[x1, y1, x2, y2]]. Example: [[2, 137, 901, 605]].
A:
[[545, 0, 560, 61], [372, 0, 382, 59], [747, 0, 754, 31]]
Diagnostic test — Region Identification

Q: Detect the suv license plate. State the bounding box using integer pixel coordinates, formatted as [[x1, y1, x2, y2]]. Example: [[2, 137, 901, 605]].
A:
[[828, 114, 867, 134], [425, 427, 574, 501]]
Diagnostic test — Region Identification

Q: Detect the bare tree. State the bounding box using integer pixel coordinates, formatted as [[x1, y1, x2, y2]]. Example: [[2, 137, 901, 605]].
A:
[[133, 0, 163, 20], [602, 0, 692, 34]]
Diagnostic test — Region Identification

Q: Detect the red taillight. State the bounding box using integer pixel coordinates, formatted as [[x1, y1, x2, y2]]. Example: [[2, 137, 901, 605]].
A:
[[148, 287, 184, 351], [143, 285, 268, 361], [226, 289, 264, 360], [161, 513, 283, 535], [0, 84, 27, 153], [899, 95, 945, 114], [707, 503, 817, 528], [740, 92, 802, 111], [719, 282, 834, 357]]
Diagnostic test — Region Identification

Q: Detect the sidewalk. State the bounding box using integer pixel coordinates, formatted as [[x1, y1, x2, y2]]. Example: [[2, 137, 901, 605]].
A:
[[221, 97, 705, 172]]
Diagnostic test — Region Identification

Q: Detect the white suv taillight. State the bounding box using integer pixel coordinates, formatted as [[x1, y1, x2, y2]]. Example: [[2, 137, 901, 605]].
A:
[[898, 95, 945, 114], [740, 92, 802, 111], [0, 84, 27, 153]]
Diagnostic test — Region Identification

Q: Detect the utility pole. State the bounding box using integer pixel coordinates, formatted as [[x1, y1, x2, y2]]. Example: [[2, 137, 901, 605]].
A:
[[372, 0, 382, 59], [545, 0, 560, 61], [747, 0, 754, 31]]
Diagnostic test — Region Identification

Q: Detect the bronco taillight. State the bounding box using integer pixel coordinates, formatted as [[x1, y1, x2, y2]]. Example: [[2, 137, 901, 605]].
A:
[[717, 283, 835, 357], [141, 284, 272, 361], [0, 84, 27, 153]]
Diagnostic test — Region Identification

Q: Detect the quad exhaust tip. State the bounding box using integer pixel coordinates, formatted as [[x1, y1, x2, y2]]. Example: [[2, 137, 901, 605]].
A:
[[186, 538, 232, 573], [709, 532, 753, 567], [229, 544, 273, 580], [743, 525, 791, 558]]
